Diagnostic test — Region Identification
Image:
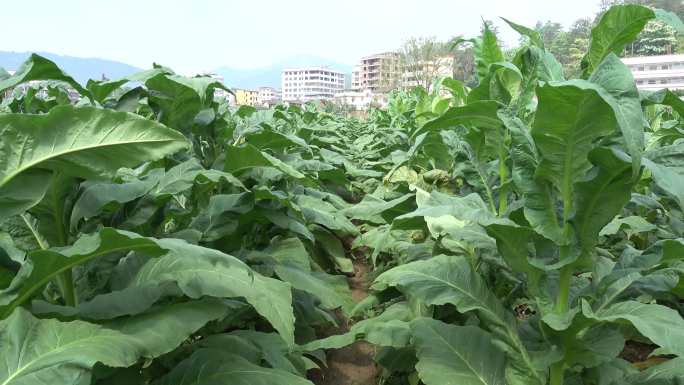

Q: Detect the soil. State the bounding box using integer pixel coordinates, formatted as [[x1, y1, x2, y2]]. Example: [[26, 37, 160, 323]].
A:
[[620, 340, 671, 370], [308, 247, 380, 385]]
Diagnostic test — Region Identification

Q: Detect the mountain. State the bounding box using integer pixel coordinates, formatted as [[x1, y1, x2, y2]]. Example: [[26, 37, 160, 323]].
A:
[[0, 51, 142, 84], [213, 54, 354, 89], [0, 51, 354, 90]]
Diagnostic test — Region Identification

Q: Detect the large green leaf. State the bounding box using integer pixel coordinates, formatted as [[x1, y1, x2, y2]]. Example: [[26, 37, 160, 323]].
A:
[[643, 158, 684, 210], [302, 302, 413, 351], [145, 73, 228, 132], [621, 357, 684, 384], [155, 349, 313, 385], [342, 193, 416, 223], [86, 67, 172, 103], [581, 5, 656, 77], [588, 54, 643, 174], [417, 101, 503, 139], [70, 169, 162, 229], [0, 228, 165, 318], [201, 330, 306, 375], [503, 111, 563, 244], [474, 21, 505, 80], [532, 80, 619, 212], [274, 265, 353, 314], [582, 6, 684, 77], [0, 308, 140, 385], [411, 318, 506, 385], [105, 299, 230, 358], [0, 54, 88, 97], [0, 300, 226, 385], [130, 238, 296, 346], [224, 144, 305, 179], [583, 300, 684, 356], [502, 18, 543, 48], [0, 106, 189, 217], [641, 88, 684, 119], [373, 255, 543, 384], [573, 148, 635, 253]]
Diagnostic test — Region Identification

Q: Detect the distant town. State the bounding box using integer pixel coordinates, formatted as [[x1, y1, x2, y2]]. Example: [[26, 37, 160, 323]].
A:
[[6, 51, 684, 112], [213, 52, 684, 111]]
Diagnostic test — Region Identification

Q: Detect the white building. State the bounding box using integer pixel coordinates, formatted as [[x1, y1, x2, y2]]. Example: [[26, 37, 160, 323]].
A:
[[257, 86, 281, 107], [333, 89, 388, 111], [281, 66, 346, 102], [622, 54, 684, 91]]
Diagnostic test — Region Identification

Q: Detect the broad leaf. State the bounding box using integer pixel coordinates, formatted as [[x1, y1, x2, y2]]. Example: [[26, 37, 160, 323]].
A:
[[581, 5, 656, 77], [411, 318, 506, 385], [155, 349, 313, 385], [373, 255, 543, 384], [131, 238, 296, 346], [0, 54, 88, 98], [0, 106, 189, 217], [0, 228, 166, 318]]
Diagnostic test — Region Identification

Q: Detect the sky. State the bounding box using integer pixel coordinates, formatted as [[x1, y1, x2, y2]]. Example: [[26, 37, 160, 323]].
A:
[[2, 0, 600, 74]]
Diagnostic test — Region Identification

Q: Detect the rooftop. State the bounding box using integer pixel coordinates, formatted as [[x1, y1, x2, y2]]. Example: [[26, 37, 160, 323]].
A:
[[621, 54, 684, 65], [282, 66, 345, 74]]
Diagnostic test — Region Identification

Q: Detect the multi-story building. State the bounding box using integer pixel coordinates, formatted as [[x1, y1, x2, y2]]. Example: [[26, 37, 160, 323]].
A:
[[257, 86, 281, 107], [402, 56, 454, 90], [351, 52, 401, 92], [622, 54, 684, 91], [234, 89, 258, 106], [281, 66, 345, 102]]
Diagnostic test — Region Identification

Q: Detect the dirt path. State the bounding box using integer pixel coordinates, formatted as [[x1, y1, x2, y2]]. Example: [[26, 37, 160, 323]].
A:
[[310, 254, 380, 385]]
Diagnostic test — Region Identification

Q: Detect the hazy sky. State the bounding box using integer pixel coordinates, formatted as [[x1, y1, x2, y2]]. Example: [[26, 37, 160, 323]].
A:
[[2, 0, 600, 74]]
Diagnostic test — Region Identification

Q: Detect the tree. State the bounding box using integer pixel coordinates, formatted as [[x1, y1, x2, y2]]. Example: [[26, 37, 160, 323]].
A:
[[531, 19, 591, 78], [535, 21, 565, 48], [399, 37, 452, 91], [629, 20, 678, 55], [451, 45, 477, 87]]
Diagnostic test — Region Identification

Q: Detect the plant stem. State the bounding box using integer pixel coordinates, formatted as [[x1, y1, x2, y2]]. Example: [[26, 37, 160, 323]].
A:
[[555, 261, 572, 313], [56, 270, 77, 307], [549, 361, 565, 385], [51, 183, 78, 308], [498, 152, 508, 216], [477, 169, 497, 215], [483, 182, 497, 215]]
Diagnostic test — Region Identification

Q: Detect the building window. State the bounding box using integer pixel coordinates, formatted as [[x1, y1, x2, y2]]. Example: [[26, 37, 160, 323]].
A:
[[648, 79, 657, 84], [662, 65, 669, 70], [649, 65, 657, 70]]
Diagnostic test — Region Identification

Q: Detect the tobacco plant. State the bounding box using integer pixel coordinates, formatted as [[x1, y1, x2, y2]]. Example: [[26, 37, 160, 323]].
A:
[[311, 4, 684, 385]]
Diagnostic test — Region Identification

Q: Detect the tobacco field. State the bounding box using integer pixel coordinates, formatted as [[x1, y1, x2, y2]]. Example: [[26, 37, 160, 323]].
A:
[[3, 4, 684, 385]]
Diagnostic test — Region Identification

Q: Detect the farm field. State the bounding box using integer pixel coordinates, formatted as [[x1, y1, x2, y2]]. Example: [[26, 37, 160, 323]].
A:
[[3, 4, 684, 385]]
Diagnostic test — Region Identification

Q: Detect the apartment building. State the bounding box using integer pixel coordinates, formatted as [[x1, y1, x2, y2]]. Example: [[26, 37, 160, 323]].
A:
[[257, 86, 281, 107], [402, 56, 454, 90], [622, 54, 684, 91], [351, 52, 401, 92], [234, 89, 258, 106], [281, 66, 346, 102]]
